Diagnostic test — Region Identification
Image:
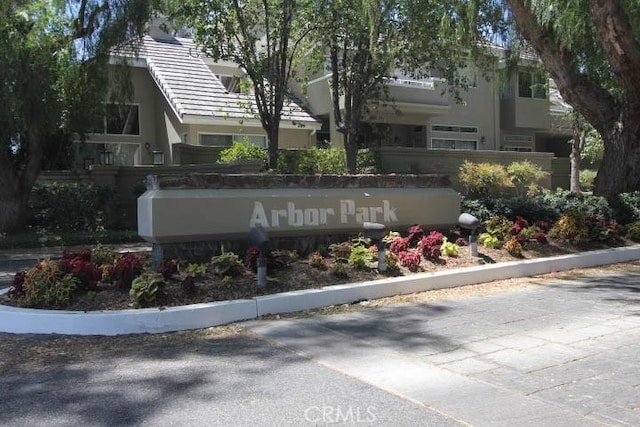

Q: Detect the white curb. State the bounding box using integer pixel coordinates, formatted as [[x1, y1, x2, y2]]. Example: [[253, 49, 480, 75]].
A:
[[1, 245, 639, 335], [0, 297, 257, 336]]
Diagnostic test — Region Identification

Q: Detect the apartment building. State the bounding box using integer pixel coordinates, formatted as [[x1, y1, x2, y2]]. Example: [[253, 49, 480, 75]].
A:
[[84, 24, 571, 187], [80, 24, 320, 167]]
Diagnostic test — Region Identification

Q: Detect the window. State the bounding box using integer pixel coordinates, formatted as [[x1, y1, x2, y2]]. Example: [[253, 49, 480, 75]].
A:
[[105, 104, 140, 135], [518, 71, 547, 99], [430, 124, 479, 150], [432, 125, 478, 133], [431, 138, 477, 150], [199, 133, 267, 148], [218, 75, 242, 93], [502, 146, 532, 152]]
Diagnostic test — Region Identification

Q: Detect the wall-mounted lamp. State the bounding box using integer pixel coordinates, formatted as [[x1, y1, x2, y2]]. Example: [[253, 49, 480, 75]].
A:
[[152, 150, 165, 166], [99, 150, 114, 166]]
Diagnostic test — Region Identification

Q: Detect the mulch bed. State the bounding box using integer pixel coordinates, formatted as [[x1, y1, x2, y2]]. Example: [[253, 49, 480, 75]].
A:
[[1, 237, 606, 312]]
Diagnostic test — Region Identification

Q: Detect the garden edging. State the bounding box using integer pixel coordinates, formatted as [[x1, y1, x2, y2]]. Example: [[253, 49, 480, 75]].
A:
[[2, 245, 639, 336]]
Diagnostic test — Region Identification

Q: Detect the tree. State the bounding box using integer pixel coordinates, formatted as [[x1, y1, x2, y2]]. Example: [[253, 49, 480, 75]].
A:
[[566, 109, 604, 193], [311, 0, 504, 172], [567, 110, 590, 193], [179, 0, 312, 170], [501, 1, 640, 199], [310, 0, 399, 172], [0, 0, 157, 233]]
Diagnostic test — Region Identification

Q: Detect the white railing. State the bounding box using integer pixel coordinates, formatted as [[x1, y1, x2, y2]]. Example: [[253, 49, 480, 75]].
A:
[[383, 77, 437, 90]]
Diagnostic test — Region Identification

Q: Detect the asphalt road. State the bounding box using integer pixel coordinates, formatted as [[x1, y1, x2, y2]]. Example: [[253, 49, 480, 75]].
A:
[[1, 268, 639, 426]]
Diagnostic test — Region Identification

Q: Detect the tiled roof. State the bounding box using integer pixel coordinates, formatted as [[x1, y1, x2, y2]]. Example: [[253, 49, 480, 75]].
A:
[[118, 35, 318, 126]]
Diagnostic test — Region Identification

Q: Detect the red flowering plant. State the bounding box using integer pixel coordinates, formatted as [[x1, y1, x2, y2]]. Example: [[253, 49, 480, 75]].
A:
[[58, 248, 101, 291], [244, 246, 260, 271], [419, 231, 444, 260], [7, 271, 26, 299], [408, 224, 425, 245], [535, 220, 552, 232], [397, 251, 422, 272], [389, 237, 411, 255], [511, 216, 530, 235], [157, 259, 178, 280], [534, 232, 548, 244], [111, 253, 143, 290]]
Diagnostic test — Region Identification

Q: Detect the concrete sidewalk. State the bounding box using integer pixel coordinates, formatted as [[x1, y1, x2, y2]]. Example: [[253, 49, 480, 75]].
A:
[[247, 271, 640, 426]]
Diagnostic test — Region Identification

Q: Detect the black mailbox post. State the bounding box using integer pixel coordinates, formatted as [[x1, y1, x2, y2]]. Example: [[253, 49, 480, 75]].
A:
[[249, 226, 271, 288], [363, 222, 387, 272], [458, 213, 481, 257]]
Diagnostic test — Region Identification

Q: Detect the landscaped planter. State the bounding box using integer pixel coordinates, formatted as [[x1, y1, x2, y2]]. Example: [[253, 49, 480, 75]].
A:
[[2, 245, 639, 336]]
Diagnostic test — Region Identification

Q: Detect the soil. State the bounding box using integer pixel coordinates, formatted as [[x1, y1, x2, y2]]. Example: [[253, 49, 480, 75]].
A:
[[1, 237, 620, 312]]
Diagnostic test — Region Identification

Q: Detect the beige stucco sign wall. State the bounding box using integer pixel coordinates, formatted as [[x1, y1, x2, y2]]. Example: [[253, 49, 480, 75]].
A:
[[138, 188, 460, 243]]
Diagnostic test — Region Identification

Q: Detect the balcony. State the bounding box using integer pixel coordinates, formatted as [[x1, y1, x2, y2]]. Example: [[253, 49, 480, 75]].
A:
[[500, 97, 551, 130], [305, 75, 451, 123]]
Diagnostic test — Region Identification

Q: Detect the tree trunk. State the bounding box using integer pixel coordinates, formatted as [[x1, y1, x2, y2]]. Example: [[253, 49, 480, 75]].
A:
[[569, 141, 581, 194], [267, 126, 279, 170], [0, 187, 29, 233], [344, 130, 358, 173], [569, 126, 585, 194], [594, 125, 640, 199]]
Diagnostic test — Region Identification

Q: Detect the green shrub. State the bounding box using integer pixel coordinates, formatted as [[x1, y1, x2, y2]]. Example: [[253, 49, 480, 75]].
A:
[[270, 249, 299, 269], [506, 161, 548, 196], [183, 263, 208, 277], [308, 252, 326, 269], [218, 140, 268, 169], [329, 241, 353, 262], [130, 272, 166, 308], [384, 251, 399, 271], [211, 252, 244, 277], [549, 211, 591, 245], [29, 183, 114, 232], [579, 169, 597, 192], [484, 216, 514, 241], [440, 238, 460, 257], [626, 221, 640, 241], [17, 260, 79, 308], [356, 149, 379, 173], [348, 245, 372, 269], [503, 237, 523, 257], [612, 192, 640, 224], [461, 198, 494, 222], [478, 232, 499, 249], [535, 189, 612, 221], [459, 161, 513, 199], [276, 147, 347, 174], [92, 243, 119, 266], [332, 261, 348, 278], [300, 147, 347, 174]]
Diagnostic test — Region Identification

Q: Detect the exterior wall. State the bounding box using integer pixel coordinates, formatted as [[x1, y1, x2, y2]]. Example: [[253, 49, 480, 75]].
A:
[[376, 147, 563, 192], [184, 124, 315, 149], [154, 87, 185, 164], [99, 62, 318, 166], [36, 163, 264, 229], [86, 67, 158, 165], [427, 72, 501, 151]]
